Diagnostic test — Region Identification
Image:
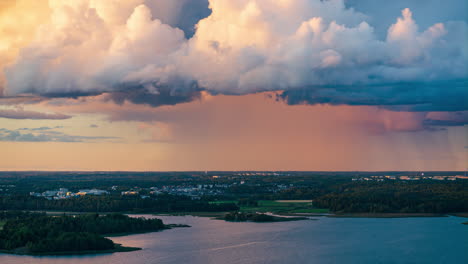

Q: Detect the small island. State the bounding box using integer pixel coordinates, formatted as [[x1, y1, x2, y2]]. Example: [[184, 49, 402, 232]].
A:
[[221, 211, 308, 222], [0, 211, 184, 255]]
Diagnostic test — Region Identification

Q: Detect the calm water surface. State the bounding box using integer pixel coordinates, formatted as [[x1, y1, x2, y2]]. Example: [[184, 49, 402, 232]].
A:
[[0, 215, 466, 264]]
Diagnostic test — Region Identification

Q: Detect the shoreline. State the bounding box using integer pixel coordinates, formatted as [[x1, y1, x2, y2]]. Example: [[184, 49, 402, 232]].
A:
[[153, 211, 468, 219], [277, 212, 468, 218], [105, 224, 190, 237], [3, 210, 467, 219], [19, 210, 467, 219], [0, 224, 192, 257], [0, 213, 188, 257], [0, 244, 141, 257], [326, 213, 448, 218]]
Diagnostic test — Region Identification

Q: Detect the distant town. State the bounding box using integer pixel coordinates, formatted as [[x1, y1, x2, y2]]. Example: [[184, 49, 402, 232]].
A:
[[352, 174, 468, 182], [0, 171, 466, 216], [16, 172, 467, 201], [27, 181, 292, 200]]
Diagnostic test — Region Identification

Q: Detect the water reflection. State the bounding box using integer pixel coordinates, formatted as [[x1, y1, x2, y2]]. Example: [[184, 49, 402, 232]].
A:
[[1, 215, 467, 264]]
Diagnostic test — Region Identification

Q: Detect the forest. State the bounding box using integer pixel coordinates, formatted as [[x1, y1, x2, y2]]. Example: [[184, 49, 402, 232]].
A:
[[0, 213, 166, 254], [312, 182, 468, 213], [0, 194, 239, 213], [223, 211, 276, 222]]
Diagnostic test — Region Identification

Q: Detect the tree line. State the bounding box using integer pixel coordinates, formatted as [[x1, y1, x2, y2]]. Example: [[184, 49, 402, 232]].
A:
[[0, 194, 239, 213], [313, 182, 468, 213], [0, 213, 166, 254]]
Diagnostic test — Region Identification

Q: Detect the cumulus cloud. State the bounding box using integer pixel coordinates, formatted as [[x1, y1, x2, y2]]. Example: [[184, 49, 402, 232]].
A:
[[0, 127, 119, 142], [5, 2, 188, 95], [0, 108, 71, 119], [1, 0, 467, 112], [0, 0, 51, 96], [346, 0, 468, 38], [183, 3, 466, 96]]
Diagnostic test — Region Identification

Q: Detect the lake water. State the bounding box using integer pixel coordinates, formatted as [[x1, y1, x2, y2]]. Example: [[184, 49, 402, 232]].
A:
[[1, 215, 467, 264]]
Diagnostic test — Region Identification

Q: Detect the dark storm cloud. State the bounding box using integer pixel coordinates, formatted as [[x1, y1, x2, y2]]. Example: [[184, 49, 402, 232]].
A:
[[278, 80, 468, 112], [103, 85, 202, 108], [40, 91, 103, 99]]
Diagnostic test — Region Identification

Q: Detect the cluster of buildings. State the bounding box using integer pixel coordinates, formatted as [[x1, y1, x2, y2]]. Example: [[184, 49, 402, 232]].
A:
[[233, 172, 288, 176], [121, 190, 140, 196], [352, 175, 468, 182], [120, 181, 293, 199], [276, 184, 294, 190], [147, 184, 230, 199], [0, 184, 15, 193], [30, 188, 109, 200], [29, 183, 242, 201]]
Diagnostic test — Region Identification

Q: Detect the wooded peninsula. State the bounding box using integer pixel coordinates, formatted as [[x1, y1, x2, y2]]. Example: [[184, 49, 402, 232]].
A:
[[0, 211, 179, 255]]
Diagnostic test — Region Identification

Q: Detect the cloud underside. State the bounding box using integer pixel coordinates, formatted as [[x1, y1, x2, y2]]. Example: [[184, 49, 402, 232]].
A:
[[278, 80, 468, 112], [0, 0, 465, 111], [0, 128, 118, 142], [104, 87, 202, 108]]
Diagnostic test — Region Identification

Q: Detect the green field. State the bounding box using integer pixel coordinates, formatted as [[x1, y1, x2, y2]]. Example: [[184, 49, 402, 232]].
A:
[[209, 200, 237, 205], [211, 200, 328, 214]]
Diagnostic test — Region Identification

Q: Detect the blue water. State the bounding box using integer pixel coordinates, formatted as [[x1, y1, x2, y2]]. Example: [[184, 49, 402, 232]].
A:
[[0, 215, 466, 264]]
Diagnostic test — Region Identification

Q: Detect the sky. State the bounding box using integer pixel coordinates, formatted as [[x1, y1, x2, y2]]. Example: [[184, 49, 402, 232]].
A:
[[0, 0, 466, 171]]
